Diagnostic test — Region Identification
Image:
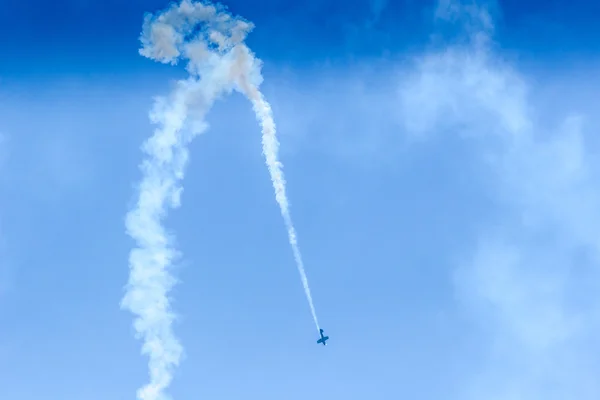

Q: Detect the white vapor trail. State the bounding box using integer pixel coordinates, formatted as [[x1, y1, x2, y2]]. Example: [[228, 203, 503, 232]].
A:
[[122, 2, 319, 400], [232, 48, 320, 332]]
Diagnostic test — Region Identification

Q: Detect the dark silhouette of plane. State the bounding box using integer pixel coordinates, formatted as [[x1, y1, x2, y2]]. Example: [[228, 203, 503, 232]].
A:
[[316, 329, 329, 346]]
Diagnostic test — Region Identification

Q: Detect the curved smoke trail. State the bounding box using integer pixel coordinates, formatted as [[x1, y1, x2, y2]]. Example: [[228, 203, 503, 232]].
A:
[[122, 2, 319, 400]]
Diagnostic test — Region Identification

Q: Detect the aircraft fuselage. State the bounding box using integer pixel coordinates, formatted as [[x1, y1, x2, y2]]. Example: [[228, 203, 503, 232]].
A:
[[316, 329, 329, 346]]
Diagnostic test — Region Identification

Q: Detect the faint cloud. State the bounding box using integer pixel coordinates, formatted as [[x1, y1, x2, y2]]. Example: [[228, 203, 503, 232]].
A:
[[367, 0, 388, 27], [399, 0, 600, 398], [435, 0, 494, 29], [264, 65, 403, 169]]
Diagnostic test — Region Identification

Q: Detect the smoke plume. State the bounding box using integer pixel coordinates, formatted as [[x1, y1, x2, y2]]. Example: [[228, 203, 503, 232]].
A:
[[122, 2, 320, 400]]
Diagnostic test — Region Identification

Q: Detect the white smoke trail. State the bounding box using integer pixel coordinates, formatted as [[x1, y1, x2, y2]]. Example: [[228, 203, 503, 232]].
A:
[[232, 46, 320, 332], [122, 2, 320, 400]]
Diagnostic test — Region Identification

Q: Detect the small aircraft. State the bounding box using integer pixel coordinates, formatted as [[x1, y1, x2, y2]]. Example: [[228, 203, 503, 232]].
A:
[[316, 329, 329, 346]]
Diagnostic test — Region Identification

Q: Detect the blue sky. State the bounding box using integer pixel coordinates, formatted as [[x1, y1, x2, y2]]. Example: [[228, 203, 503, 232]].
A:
[[1, 0, 600, 399]]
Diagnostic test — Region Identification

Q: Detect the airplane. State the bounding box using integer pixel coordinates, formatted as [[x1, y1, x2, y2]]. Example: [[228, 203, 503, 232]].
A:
[[316, 329, 329, 346]]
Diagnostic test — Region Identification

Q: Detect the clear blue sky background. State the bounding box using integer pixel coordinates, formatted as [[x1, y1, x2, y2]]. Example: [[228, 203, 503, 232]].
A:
[[1, 0, 600, 399]]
